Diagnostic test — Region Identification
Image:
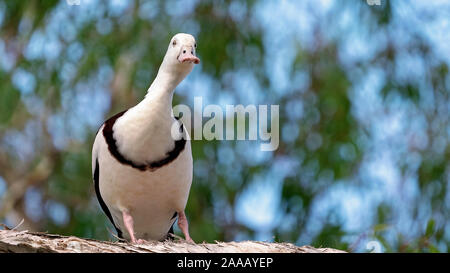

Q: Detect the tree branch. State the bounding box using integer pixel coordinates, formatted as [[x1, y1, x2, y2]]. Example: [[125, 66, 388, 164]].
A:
[[0, 230, 345, 253]]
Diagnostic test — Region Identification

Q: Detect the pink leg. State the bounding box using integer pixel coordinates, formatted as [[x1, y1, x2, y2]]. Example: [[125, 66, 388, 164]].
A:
[[122, 211, 137, 243], [122, 211, 146, 244], [178, 211, 194, 243]]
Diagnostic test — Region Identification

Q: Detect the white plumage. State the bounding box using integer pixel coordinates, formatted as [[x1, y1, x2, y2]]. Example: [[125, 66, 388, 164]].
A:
[[92, 33, 199, 243]]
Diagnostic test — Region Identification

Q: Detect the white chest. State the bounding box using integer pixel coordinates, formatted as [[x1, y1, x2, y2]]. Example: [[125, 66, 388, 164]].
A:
[[94, 130, 193, 241]]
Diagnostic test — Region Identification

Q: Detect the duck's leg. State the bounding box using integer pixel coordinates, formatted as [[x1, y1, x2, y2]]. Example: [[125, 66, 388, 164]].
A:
[[122, 210, 137, 243], [177, 211, 194, 243], [122, 211, 146, 244]]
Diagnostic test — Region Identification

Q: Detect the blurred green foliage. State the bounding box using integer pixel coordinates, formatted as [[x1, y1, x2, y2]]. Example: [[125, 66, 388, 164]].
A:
[[0, 0, 449, 252]]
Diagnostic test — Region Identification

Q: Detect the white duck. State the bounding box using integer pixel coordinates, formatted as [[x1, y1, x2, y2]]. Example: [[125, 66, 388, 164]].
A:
[[91, 33, 199, 243]]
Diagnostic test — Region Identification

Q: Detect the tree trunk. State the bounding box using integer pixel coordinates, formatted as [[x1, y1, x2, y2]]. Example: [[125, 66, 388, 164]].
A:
[[0, 230, 345, 253]]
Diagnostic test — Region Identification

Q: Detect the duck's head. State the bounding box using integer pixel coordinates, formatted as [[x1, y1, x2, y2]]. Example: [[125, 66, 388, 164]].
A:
[[160, 33, 200, 75]]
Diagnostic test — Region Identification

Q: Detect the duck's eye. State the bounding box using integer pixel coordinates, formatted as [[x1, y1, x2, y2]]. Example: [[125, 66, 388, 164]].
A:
[[194, 43, 197, 48], [172, 40, 177, 46]]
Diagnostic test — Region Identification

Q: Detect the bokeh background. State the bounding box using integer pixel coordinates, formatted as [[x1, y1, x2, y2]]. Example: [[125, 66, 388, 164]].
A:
[[0, 0, 449, 252]]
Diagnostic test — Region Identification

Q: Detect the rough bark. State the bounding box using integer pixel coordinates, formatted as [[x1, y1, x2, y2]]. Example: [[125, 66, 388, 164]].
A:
[[0, 230, 345, 253]]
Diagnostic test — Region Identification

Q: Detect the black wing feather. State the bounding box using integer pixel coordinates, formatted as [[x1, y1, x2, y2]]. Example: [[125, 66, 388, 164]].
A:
[[93, 158, 123, 239]]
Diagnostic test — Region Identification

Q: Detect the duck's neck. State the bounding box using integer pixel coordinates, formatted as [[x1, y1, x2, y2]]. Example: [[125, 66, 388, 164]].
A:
[[113, 67, 188, 162], [145, 65, 188, 103]]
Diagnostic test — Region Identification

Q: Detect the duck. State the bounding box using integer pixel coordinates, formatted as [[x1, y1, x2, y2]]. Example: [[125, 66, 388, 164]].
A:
[[91, 33, 200, 243]]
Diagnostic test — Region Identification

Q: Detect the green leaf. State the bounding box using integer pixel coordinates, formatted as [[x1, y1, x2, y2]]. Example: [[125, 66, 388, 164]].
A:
[[373, 224, 389, 233], [0, 86, 21, 125], [425, 219, 435, 237]]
